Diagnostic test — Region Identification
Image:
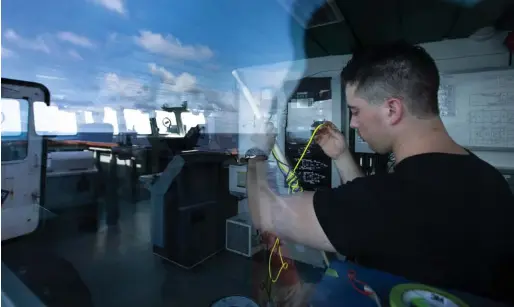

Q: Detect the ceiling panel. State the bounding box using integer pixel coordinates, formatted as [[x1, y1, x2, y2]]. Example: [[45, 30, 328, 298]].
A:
[[289, 0, 514, 58], [306, 23, 355, 56], [448, 0, 511, 38], [335, 0, 403, 46], [400, 0, 457, 44], [496, 2, 514, 29], [297, 32, 330, 60]]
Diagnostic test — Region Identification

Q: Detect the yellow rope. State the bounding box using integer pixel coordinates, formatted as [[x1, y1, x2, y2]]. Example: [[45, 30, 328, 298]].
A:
[[268, 123, 325, 283]]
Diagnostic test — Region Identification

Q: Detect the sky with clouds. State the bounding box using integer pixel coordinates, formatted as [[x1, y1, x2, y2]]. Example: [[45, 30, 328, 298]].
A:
[[1, 0, 325, 112]]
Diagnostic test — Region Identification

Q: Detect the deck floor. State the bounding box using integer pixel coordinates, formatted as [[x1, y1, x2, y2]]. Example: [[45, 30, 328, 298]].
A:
[[2, 200, 265, 307]]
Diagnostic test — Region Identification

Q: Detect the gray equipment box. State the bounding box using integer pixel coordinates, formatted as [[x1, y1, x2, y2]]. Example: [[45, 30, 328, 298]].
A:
[[45, 151, 98, 211]]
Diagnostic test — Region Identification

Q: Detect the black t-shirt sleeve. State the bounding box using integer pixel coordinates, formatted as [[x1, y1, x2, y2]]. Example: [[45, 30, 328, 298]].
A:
[[313, 176, 390, 258]]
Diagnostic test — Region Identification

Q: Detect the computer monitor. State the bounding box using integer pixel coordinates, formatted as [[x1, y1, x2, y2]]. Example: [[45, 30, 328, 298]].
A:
[[236, 170, 246, 188]]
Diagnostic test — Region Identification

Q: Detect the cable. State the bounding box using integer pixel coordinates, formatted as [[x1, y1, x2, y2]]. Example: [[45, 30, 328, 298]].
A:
[[272, 151, 301, 194], [268, 123, 328, 284], [348, 270, 374, 296]]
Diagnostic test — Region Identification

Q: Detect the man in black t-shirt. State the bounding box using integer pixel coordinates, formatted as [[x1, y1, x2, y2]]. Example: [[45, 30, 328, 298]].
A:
[[245, 42, 514, 304]]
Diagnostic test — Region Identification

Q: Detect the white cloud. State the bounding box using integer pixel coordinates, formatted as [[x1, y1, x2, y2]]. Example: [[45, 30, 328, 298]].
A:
[[58, 32, 95, 49], [148, 63, 198, 93], [135, 31, 214, 61], [97, 66, 233, 111], [4, 29, 19, 40], [53, 94, 67, 100], [36, 74, 66, 80], [69, 49, 84, 60], [148, 64, 236, 110], [1, 47, 15, 58], [3, 29, 50, 53], [98, 72, 179, 109], [202, 89, 237, 111], [108, 32, 118, 42], [148, 63, 174, 81], [172, 73, 197, 93], [92, 0, 126, 15], [100, 73, 150, 104]]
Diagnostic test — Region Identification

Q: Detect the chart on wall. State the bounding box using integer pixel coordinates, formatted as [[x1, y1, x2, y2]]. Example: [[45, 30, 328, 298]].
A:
[[438, 68, 514, 150]]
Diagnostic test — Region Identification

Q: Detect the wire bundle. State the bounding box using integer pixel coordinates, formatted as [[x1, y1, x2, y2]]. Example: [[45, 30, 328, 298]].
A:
[[267, 123, 328, 284]]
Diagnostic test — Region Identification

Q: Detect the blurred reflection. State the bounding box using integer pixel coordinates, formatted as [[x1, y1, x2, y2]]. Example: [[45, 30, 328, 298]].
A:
[[3, 0, 508, 306], [2, 0, 318, 305]]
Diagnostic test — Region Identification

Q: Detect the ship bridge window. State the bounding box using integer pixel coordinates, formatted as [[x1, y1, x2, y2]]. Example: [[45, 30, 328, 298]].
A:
[[84, 111, 94, 124], [181, 111, 206, 133], [155, 110, 180, 136], [33, 101, 77, 136], [1, 98, 28, 162], [103, 107, 119, 135], [123, 108, 151, 135]]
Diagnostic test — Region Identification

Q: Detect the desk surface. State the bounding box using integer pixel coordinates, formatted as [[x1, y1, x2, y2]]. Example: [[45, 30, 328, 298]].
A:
[[49, 139, 118, 149], [310, 261, 512, 307]]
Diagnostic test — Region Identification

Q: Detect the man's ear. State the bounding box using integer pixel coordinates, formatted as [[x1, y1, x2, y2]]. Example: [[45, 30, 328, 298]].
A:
[[384, 98, 403, 125]]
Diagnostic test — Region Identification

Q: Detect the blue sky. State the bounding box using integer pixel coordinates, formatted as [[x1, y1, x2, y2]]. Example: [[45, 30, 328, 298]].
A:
[[1, 0, 324, 111]]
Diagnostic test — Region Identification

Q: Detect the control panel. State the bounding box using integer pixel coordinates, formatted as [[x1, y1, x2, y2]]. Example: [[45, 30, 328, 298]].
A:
[[284, 77, 332, 191]]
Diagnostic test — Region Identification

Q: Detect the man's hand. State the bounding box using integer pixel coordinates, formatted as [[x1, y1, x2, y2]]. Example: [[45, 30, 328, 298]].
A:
[[315, 121, 364, 183], [314, 121, 348, 160], [250, 121, 277, 156]]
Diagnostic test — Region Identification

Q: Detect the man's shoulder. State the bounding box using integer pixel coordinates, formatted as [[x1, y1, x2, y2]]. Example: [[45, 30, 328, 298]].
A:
[[461, 154, 511, 189], [329, 173, 397, 199], [394, 152, 499, 178], [347, 172, 397, 187], [395, 152, 513, 201]]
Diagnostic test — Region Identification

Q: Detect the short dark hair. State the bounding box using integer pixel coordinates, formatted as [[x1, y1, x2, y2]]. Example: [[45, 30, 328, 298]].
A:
[[342, 41, 440, 117]]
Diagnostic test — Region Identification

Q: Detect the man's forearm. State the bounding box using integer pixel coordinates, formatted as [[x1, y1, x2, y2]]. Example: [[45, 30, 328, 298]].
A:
[[246, 159, 275, 231], [334, 152, 364, 184]]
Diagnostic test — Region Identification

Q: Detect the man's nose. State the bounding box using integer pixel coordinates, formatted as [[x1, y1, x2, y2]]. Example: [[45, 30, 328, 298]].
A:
[[350, 117, 357, 129]]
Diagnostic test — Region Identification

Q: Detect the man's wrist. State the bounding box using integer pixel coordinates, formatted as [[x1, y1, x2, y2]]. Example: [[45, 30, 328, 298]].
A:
[[334, 150, 364, 183], [334, 151, 353, 163]]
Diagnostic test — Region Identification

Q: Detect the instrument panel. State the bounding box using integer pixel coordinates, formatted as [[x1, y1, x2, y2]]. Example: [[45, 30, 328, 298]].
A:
[[284, 77, 333, 190]]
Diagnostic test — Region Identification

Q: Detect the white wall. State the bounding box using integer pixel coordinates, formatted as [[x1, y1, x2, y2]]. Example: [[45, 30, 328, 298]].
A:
[[421, 32, 513, 169], [423, 33, 509, 73]]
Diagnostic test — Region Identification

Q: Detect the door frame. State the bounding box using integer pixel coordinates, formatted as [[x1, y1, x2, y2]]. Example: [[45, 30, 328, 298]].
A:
[[1, 78, 50, 239]]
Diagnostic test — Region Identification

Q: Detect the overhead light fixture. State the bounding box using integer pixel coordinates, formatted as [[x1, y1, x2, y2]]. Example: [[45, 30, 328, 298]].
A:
[[276, 0, 344, 29]]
